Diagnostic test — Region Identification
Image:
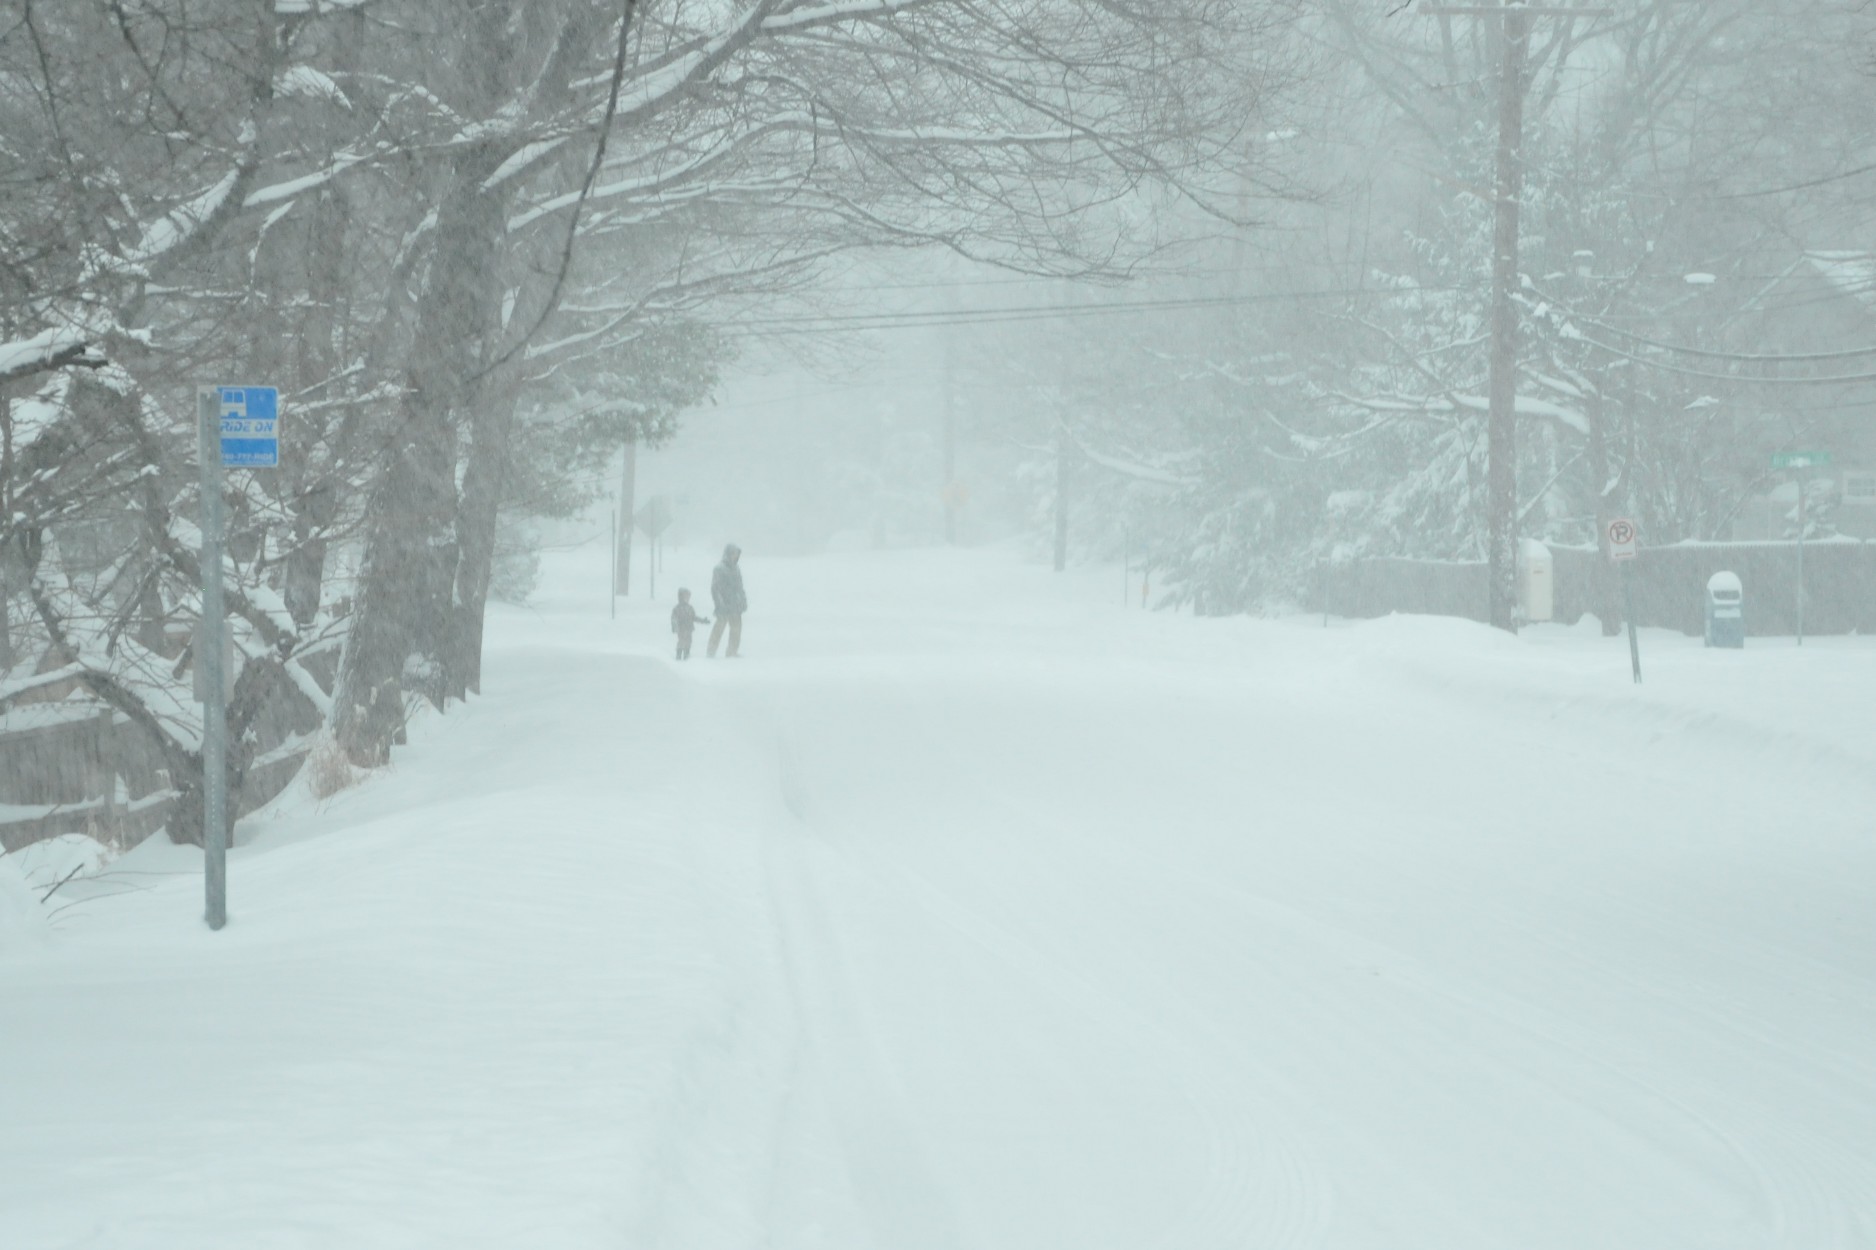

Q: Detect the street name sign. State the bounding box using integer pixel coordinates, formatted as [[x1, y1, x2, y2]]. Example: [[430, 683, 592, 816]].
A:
[[217, 386, 279, 467], [635, 495, 674, 538], [1772, 450, 1830, 471]]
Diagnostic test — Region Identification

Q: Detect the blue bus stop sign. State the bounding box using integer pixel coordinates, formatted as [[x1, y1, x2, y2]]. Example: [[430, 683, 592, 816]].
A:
[[217, 386, 279, 467]]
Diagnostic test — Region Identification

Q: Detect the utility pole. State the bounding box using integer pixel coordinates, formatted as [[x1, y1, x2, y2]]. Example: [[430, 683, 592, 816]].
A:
[[1053, 422, 1070, 573], [1796, 468, 1808, 646], [943, 333, 958, 545], [794, 375, 810, 554], [616, 439, 636, 596], [1426, 4, 1607, 632], [1053, 279, 1076, 574], [1484, 6, 1528, 633]]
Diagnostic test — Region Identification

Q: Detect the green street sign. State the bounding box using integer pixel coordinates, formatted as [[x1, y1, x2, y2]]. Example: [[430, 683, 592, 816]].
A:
[[1772, 450, 1831, 470]]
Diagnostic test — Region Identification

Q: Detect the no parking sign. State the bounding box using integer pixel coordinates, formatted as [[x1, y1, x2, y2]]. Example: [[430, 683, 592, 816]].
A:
[[1604, 517, 1643, 684], [1606, 517, 1638, 562]]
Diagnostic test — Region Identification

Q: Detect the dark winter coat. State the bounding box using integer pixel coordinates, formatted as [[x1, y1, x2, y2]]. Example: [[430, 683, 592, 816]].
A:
[[712, 546, 747, 617], [671, 602, 706, 637]]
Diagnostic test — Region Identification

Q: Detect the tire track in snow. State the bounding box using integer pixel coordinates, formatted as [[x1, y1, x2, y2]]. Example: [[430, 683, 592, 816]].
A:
[[761, 731, 1335, 1246], [759, 734, 965, 1250], [722, 620, 1876, 1248], [768, 737, 1335, 1250], [858, 851, 1334, 1250]]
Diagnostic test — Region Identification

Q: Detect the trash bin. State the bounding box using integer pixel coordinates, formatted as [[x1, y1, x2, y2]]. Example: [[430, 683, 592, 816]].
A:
[[1704, 571, 1744, 648], [1518, 539, 1554, 623]]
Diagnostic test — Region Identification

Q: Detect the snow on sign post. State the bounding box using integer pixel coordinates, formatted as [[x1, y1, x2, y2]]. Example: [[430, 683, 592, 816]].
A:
[[196, 385, 279, 931], [1606, 517, 1642, 685]]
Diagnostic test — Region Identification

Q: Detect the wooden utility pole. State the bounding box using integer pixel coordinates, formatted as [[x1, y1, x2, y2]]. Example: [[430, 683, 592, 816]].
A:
[[1053, 280, 1076, 574], [943, 333, 958, 545], [1485, 6, 1529, 632], [1426, 4, 1607, 632], [1053, 422, 1071, 572], [615, 439, 636, 596]]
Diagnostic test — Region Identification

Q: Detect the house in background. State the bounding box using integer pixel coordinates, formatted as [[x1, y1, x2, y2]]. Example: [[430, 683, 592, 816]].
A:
[[1723, 251, 1876, 540], [1731, 468, 1876, 540]]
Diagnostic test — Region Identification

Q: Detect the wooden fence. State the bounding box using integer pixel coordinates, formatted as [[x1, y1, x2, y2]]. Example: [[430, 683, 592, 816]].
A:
[[0, 696, 310, 854], [1323, 540, 1876, 635]]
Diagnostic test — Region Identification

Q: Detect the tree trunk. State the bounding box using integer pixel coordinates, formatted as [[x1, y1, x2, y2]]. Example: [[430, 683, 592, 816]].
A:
[[335, 158, 504, 766], [0, 390, 10, 671], [1586, 384, 1622, 635], [275, 13, 362, 633], [334, 1, 603, 761], [169, 778, 206, 848], [282, 532, 328, 630], [282, 478, 338, 630], [446, 372, 523, 700]]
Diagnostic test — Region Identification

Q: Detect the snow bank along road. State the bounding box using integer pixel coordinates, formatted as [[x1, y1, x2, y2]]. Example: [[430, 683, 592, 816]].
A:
[[4, 545, 1875, 1249]]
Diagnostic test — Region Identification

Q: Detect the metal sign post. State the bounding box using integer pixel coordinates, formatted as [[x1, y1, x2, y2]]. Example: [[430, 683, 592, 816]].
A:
[[1607, 517, 1641, 685], [1773, 451, 1829, 647], [634, 496, 675, 598], [196, 384, 278, 930], [195, 389, 229, 930], [1797, 474, 1806, 647]]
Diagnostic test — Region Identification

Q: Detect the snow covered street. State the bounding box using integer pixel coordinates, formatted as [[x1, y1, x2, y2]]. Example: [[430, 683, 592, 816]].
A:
[[5, 544, 1876, 1248]]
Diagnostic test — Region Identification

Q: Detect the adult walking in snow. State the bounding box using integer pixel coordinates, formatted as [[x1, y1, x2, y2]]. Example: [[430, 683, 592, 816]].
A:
[[708, 543, 747, 658]]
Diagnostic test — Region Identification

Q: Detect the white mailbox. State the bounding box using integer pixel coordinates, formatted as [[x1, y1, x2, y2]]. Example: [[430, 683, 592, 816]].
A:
[[1519, 538, 1554, 623]]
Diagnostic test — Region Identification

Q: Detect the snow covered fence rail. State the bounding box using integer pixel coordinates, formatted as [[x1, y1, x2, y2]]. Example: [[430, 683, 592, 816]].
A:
[[0, 702, 168, 853], [1323, 540, 1876, 635], [0, 693, 310, 854], [1321, 556, 1489, 623]]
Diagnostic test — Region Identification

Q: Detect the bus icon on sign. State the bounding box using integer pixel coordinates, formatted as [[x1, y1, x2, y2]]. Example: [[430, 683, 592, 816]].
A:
[[217, 386, 279, 468]]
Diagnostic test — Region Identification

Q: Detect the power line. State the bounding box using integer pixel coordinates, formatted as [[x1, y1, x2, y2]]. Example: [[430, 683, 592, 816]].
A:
[[1570, 333, 1876, 386], [1723, 161, 1876, 200], [1524, 296, 1876, 364], [717, 285, 1463, 337]]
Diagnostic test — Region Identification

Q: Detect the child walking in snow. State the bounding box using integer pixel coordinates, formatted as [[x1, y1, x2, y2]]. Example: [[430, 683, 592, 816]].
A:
[[671, 589, 709, 660]]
